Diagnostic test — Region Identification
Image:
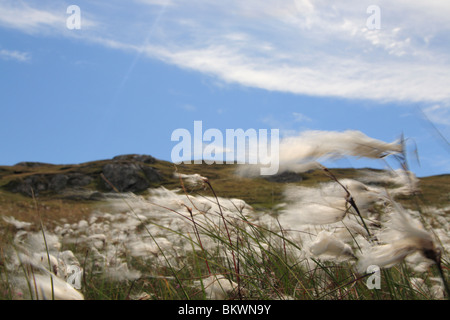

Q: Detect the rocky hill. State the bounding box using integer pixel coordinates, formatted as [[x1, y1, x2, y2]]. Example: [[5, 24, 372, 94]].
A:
[[0, 154, 448, 212], [0, 154, 164, 200]]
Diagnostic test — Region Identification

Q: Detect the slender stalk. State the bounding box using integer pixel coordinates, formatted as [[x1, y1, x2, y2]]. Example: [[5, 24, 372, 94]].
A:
[[185, 204, 212, 275], [100, 173, 190, 299], [436, 262, 450, 300], [31, 188, 55, 300], [204, 179, 240, 292], [320, 165, 373, 239], [175, 169, 212, 275]]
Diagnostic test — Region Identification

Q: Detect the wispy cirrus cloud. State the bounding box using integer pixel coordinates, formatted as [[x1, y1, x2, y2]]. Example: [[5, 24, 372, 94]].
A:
[[423, 105, 450, 126], [1, 0, 450, 105], [0, 2, 64, 34], [0, 49, 31, 62], [134, 0, 175, 6], [0, 1, 97, 35], [292, 112, 312, 123], [107, 0, 450, 104]]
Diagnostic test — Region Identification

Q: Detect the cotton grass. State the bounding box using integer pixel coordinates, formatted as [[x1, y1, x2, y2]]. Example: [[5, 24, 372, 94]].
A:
[[1, 149, 448, 299]]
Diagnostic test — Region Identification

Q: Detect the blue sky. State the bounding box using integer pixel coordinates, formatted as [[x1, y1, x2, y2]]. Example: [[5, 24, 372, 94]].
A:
[[1, 0, 449, 177]]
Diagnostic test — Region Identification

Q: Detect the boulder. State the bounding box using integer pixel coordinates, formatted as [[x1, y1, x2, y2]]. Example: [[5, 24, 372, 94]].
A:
[[49, 174, 69, 191], [7, 175, 49, 196], [102, 162, 161, 192], [67, 173, 93, 188]]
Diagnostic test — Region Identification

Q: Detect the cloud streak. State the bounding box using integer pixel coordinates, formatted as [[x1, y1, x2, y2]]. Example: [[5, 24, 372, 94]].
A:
[[0, 2, 64, 34], [1, 0, 449, 104], [0, 49, 31, 62]]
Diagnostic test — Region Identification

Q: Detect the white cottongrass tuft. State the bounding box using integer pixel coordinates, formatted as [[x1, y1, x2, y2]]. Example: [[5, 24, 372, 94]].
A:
[[174, 172, 207, 189], [2, 216, 32, 229], [359, 169, 420, 196], [277, 130, 402, 162], [308, 230, 355, 261], [5, 229, 85, 299], [357, 199, 441, 273], [279, 179, 382, 227], [237, 130, 402, 177], [194, 274, 240, 300], [29, 272, 84, 300]]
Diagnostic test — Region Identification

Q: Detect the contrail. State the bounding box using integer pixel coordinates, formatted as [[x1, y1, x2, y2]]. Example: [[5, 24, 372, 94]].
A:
[[417, 106, 450, 153], [111, 3, 170, 105]]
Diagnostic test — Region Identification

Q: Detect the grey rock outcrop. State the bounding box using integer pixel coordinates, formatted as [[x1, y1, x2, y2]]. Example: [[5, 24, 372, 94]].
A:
[[264, 171, 304, 183], [7, 173, 94, 196], [3, 154, 163, 197], [101, 162, 161, 192], [112, 154, 156, 164], [8, 175, 49, 196]]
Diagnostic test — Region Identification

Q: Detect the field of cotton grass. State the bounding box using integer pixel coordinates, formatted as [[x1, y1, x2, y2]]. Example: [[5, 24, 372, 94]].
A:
[[0, 134, 449, 300]]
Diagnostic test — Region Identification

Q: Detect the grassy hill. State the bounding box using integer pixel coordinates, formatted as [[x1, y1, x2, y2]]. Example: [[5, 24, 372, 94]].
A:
[[1, 155, 449, 300], [0, 154, 448, 227]]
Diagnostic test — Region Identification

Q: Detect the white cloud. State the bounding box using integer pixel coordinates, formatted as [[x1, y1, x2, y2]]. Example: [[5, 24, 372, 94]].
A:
[[135, 0, 174, 6], [292, 112, 312, 123], [0, 2, 64, 34], [0, 1, 97, 34], [423, 105, 450, 126], [126, 0, 450, 104], [0, 49, 31, 62], [1, 0, 450, 104], [180, 104, 197, 112], [143, 44, 450, 103]]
